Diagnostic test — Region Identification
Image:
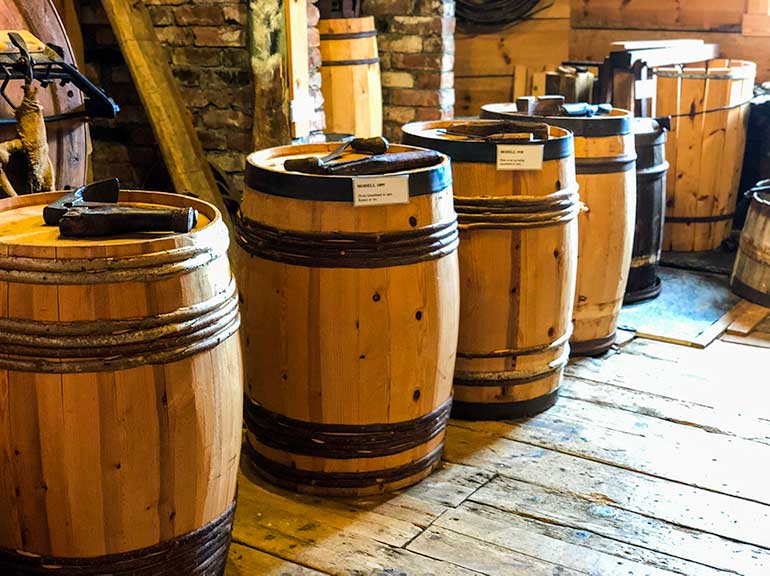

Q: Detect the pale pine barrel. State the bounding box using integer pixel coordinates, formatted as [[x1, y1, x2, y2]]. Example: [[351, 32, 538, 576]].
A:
[[0, 191, 242, 575], [481, 103, 636, 356], [655, 59, 755, 251], [0, 4, 89, 191], [402, 120, 578, 420], [237, 143, 459, 496], [319, 17, 383, 137], [731, 188, 770, 306], [625, 118, 668, 304]]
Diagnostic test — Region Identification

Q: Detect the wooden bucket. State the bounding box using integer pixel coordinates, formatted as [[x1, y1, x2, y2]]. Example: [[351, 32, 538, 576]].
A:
[[731, 188, 770, 306], [481, 103, 636, 356], [655, 59, 755, 251], [237, 144, 459, 495], [0, 2, 89, 191], [0, 191, 242, 574], [319, 16, 383, 137], [625, 118, 668, 304], [402, 120, 578, 420]]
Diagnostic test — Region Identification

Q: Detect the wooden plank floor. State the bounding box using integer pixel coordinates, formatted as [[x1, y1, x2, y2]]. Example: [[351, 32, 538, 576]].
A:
[[226, 328, 770, 575]]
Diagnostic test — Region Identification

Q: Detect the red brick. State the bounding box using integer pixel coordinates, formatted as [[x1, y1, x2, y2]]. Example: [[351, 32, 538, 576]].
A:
[[390, 15, 442, 35], [202, 109, 250, 129], [148, 6, 175, 26], [155, 26, 194, 47], [172, 47, 222, 67], [307, 27, 320, 48], [223, 5, 248, 25], [391, 52, 442, 70], [176, 5, 224, 26], [388, 89, 440, 107], [415, 107, 442, 121], [307, 2, 320, 26], [192, 26, 245, 47]]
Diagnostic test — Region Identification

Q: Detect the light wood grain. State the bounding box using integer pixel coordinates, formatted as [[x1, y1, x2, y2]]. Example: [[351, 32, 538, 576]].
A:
[[319, 17, 382, 137], [0, 191, 242, 559]]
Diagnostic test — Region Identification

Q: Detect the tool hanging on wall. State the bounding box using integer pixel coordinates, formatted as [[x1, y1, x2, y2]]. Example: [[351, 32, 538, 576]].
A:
[[0, 31, 119, 198]]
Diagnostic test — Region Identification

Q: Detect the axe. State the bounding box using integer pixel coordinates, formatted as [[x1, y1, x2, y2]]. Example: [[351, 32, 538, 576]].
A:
[[44, 179, 198, 237]]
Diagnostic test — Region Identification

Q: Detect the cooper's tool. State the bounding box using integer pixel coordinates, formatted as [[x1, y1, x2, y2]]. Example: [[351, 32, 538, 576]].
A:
[[283, 136, 389, 174], [43, 178, 120, 225], [58, 205, 197, 237], [324, 149, 443, 176], [444, 121, 550, 141], [44, 179, 198, 237]]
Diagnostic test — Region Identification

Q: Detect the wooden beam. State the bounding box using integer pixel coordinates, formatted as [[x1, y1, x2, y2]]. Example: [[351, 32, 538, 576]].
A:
[[99, 0, 230, 225], [249, 0, 292, 148], [285, 0, 311, 139]]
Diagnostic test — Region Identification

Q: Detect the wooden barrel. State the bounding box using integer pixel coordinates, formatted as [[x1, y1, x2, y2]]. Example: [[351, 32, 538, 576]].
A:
[[237, 144, 459, 495], [655, 59, 755, 251], [0, 191, 242, 574], [625, 118, 668, 304], [481, 103, 636, 356], [731, 187, 770, 306], [0, 2, 89, 191], [402, 120, 578, 420], [319, 17, 383, 137]]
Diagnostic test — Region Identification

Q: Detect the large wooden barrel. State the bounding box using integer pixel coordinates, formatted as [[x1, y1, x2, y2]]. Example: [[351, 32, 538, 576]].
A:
[[731, 187, 770, 306], [655, 59, 755, 251], [402, 120, 578, 420], [319, 17, 383, 137], [237, 144, 459, 495], [0, 191, 242, 574], [0, 1, 89, 192], [481, 103, 636, 356], [625, 118, 668, 303]]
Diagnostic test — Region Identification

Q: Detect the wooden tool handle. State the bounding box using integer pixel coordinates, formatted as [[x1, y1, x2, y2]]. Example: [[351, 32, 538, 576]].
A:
[[326, 150, 443, 176], [58, 207, 198, 237]]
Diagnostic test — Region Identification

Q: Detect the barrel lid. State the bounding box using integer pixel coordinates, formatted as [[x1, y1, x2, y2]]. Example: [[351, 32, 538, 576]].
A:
[[0, 190, 219, 254], [480, 103, 632, 137], [245, 143, 452, 202], [400, 120, 574, 164], [633, 117, 667, 146]]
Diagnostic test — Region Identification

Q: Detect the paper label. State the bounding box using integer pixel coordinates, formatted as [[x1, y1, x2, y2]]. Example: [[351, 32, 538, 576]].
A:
[[496, 145, 544, 171], [353, 175, 410, 207]]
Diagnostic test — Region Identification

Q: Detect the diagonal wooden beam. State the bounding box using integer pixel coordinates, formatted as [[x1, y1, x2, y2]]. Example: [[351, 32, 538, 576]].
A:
[[99, 0, 230, 226]]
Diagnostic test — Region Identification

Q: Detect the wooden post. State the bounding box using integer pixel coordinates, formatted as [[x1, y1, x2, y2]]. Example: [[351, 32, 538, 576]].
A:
[[99, 0, 230, 225], [249, 0, 292, 148], [285, 0, 311, 139], [743, 0, 770, 35]]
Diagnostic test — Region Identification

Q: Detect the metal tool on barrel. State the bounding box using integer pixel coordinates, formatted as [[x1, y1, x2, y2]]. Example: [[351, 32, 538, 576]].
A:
[[43, 179, 198, 237], [282, 136, 444, 176]]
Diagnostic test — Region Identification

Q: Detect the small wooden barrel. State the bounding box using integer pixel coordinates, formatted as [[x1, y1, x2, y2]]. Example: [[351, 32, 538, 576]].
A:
[[319, 17, 383, 137], [237, 144, 459, 495], [625, 118, 669, 304], [402, 120, 578, 420], [655, 59, 755, 251], [0, 192, 242, 574], [481, 103, 636, 356], [731, 188, 770, 306], [0, 5, 89, 191]]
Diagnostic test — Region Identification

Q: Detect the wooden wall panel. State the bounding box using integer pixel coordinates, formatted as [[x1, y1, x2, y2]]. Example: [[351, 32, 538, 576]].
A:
[[570, 0, 745, 32], [570, 28, 770, 82], [455, 0, 569, 115]]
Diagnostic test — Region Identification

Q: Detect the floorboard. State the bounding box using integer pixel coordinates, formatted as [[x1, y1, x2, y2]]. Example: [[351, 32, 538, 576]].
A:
[[226, 334, 770, 575]]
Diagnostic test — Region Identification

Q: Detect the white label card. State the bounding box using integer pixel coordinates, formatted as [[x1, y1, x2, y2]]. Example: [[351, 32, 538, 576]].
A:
[[353, 175, 410, 207], [496, 145, 544, 171]]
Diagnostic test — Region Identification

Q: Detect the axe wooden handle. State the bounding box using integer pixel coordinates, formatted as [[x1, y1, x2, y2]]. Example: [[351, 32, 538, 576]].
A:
[[58, 206, 197, 237], [325, 150, 443, 176]]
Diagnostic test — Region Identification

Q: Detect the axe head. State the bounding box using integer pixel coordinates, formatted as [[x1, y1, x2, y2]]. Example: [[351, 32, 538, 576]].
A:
[[43, 179, 121, 226]]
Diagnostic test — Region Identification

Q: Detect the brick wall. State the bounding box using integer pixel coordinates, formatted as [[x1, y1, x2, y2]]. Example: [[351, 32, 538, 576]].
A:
[[79, 0, 253, 195], [361, 0, 455, 140], [308, 0, 327, 133]]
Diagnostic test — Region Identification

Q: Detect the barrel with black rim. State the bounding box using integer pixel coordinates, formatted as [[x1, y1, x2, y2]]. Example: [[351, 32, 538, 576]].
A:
[[237, 143, 459, 495], [0, 191, 241, 575], [402, 120, 578, 420], [625, 118, 668, 303], [731, 187, 770, 306], [319, 17, 382, 137], [481, 102, 636, 356]]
